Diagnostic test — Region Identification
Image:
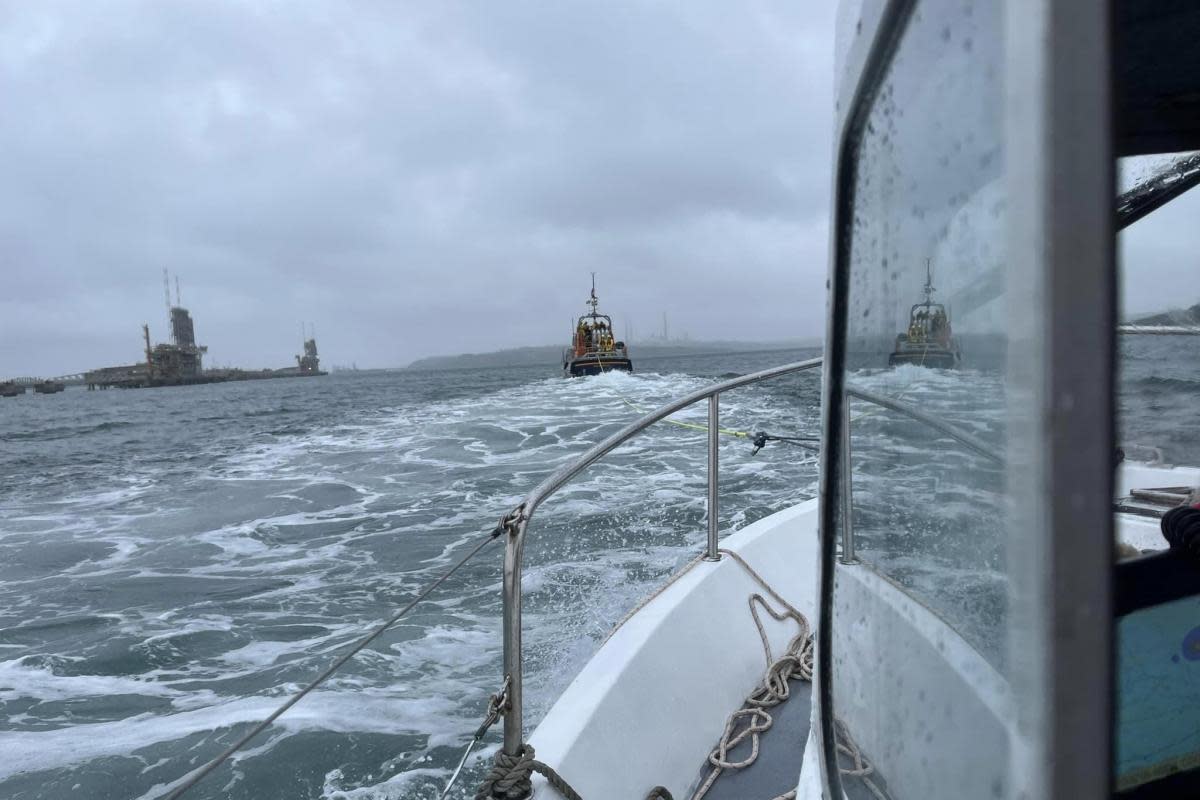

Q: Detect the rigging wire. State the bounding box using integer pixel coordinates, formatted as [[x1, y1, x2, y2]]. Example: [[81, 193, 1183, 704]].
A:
[[159, 525, 505, 800]]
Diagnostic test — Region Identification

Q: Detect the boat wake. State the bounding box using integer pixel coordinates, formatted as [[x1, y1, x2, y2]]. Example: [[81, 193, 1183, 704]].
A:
[[0, 357, 820, 799]]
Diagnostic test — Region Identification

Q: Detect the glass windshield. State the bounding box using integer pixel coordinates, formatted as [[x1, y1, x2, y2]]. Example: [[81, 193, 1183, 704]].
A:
[[829, 1, 1016, 797], [841, 0, 1006, 662]]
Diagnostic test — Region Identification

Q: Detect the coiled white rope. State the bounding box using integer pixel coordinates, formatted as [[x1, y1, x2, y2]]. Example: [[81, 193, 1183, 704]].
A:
[[486, 546, 885, 800], [690, 549, 813, 800], [691, 549, 885, 800]]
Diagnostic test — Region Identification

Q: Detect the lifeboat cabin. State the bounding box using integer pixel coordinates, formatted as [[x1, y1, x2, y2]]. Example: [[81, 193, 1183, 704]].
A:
[[888, 261, 962, 368], [563, 280, 632, 377]]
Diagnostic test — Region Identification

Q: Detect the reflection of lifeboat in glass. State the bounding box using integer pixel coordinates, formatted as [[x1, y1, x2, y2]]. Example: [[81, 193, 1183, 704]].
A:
[[562, 276, 633, 377], [889, 261, 962, 369]]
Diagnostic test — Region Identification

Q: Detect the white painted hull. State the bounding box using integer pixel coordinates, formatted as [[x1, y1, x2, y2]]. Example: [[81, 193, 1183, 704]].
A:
[[524, 460, 1186, 798], [528, 500, 821, 798]]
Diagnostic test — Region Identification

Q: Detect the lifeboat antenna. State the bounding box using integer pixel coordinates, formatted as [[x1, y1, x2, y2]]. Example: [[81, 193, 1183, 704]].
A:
[[924, 258, 935, 304], [588, 272, 599, 313]]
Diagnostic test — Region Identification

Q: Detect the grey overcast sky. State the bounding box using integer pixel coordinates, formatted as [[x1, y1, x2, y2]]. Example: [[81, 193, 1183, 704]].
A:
[[0, 1, 838, 375], [1, 2, 1196, 375]]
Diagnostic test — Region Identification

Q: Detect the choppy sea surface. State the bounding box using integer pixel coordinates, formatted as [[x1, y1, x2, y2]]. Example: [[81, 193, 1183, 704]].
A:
[[0, 338, 1194, 799], [0, 349, 823, 800]]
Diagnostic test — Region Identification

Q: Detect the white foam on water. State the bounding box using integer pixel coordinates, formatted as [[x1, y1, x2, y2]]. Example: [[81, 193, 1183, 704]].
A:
[[0, 659, 193, 704], [0, 689, 465, 780], [37, 479, 157, 510], [1, 360, 823, 797], [320, 765, 448, 800], [215, 629, 358, 670]]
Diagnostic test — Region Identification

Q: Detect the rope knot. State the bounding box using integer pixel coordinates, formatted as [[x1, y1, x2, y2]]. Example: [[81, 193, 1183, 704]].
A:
[[475, 745, 536, 800]]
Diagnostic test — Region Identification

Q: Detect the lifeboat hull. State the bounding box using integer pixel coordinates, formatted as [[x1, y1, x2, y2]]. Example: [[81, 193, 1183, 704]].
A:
[[564, 355, 633, 377], [887, 347, 960, 369]]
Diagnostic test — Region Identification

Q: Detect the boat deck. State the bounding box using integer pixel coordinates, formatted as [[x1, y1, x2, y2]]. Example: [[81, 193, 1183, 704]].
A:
[[696, 683, 890, 800], [695, 683, 812, 800]]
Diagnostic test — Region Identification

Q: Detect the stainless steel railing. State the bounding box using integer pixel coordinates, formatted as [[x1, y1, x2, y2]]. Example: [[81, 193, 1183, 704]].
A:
[[498, 357, 824, 756], [495, 360, 1007, 757], [836, 387, 1003, 565]]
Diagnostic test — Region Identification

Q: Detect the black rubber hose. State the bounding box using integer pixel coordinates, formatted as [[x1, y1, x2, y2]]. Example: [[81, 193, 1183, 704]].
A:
[[1161, 506, 1200, 558]]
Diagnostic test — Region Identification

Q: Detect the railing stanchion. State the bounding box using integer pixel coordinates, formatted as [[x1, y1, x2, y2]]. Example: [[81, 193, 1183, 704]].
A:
[[839, 398, 856, 564], [706, 393, 721, 561], [501, 515, 526, 757]]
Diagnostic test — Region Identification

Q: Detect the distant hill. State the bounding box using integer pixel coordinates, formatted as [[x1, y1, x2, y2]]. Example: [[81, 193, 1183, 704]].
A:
[[1131, 303, 1200, 327], [404, 339, 819, 371]]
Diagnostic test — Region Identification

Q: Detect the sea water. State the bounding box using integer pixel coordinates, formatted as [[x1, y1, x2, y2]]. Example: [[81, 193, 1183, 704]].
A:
[[0, 349, 821, 799], [0, 339, 1194, 799]]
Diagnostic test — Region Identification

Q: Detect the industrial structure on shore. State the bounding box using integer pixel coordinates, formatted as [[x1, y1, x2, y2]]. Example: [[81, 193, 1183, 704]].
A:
[[1, 377, 78, 396], [81, 272, 327, 390]]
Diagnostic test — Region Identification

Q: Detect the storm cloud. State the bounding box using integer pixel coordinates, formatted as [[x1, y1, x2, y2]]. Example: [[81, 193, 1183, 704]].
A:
[[0, 1, 837, 375], [5, 2, 1191, 378]]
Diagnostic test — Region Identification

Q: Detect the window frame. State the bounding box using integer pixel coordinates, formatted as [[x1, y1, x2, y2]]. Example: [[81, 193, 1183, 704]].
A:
[[815, 1, 1116, 797]]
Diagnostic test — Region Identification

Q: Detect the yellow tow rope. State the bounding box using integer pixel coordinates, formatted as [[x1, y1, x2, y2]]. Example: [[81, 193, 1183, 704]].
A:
[[614, 393, 754, 439]]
